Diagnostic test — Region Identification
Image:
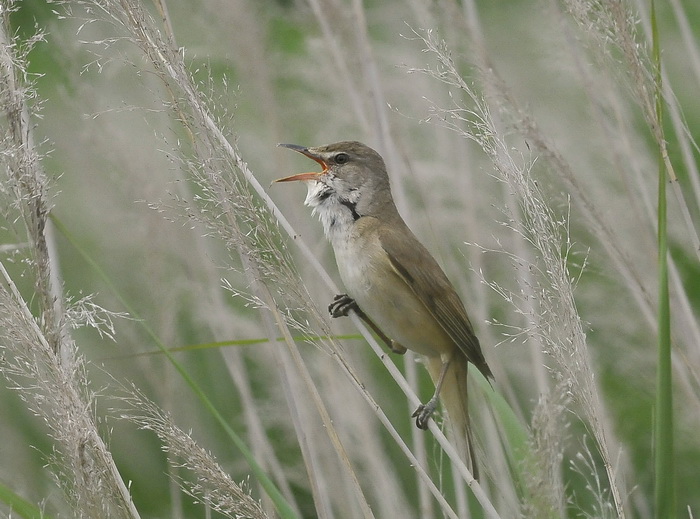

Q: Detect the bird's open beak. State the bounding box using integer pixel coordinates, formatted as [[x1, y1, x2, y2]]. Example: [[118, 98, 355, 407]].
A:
[[275, 143, 328, 182]]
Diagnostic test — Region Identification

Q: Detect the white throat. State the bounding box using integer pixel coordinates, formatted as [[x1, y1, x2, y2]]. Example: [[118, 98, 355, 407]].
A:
[[304, 180, 360, 246]]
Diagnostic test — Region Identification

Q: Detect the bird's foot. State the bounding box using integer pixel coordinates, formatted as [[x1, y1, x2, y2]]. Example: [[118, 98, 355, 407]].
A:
[[412, 398, 438, 430], [328, 294, 357, 318], [328, 294, 406, 355]]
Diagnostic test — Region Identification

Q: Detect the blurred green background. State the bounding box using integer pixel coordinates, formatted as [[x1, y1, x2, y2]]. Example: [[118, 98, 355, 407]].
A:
[[1, 0, 699, 517]]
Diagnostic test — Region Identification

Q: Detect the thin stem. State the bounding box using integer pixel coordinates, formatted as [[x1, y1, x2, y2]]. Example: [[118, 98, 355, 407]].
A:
[[651, 1, 674, 517]]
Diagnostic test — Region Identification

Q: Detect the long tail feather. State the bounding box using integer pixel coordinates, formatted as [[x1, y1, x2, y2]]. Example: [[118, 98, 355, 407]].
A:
[[426, 355, 479, 479]]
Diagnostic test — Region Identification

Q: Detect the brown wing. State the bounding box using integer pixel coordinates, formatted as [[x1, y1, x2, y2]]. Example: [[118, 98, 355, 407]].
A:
[[379, 222, 493, 380]]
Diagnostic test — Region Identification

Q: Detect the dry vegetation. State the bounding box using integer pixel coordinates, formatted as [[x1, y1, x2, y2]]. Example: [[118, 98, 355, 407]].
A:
[[1, 0, 699, 518]]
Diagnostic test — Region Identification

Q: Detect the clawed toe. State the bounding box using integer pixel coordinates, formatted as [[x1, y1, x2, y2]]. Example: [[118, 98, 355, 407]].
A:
[[412, 399, 438, 430], [328, 294, 357, 318]]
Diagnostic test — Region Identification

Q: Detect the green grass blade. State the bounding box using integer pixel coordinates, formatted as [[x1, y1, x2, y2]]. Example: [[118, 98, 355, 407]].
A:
[[113, 334, 363, 358], [651, 2, 675, 518], [51, 214, 300, 519], [0, 481, 48, 519], [475, 372, 531, 495]]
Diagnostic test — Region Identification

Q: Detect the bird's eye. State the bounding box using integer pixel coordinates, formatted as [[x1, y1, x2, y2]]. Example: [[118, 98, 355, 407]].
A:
[[334, 153, 349, 165]]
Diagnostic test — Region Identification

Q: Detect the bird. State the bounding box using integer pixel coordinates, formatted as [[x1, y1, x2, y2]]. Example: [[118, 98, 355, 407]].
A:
[[275, 141, 493, 477]]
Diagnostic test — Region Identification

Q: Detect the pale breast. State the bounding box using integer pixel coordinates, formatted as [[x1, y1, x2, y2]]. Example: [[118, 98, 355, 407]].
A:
[[332, 221, 450, 358]]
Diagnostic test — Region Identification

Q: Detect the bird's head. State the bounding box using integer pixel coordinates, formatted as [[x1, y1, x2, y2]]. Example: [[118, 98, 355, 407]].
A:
[[275, 141, 393, 218]]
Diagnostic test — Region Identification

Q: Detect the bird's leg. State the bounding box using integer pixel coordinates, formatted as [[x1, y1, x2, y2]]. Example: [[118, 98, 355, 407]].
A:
[[328, 294, 407, 355], [412, 357, 452, 430]]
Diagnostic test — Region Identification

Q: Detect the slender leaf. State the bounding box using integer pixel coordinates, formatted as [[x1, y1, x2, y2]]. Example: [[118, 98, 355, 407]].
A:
[[651, 2, 675, 518]]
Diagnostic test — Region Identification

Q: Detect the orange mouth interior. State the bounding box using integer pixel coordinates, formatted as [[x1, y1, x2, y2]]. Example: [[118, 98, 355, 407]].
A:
[[275, 153, 328, 183]]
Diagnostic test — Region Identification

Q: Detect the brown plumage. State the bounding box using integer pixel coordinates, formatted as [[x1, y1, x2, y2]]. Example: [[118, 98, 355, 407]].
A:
[[276, 141, 493, 478]]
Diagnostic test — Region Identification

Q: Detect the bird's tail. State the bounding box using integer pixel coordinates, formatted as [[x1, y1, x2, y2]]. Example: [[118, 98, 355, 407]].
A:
[[426, 355, 479, 479]]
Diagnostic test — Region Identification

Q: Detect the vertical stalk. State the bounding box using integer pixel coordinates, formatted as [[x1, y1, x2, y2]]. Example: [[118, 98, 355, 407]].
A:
[[651, 1, 674, 517]]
